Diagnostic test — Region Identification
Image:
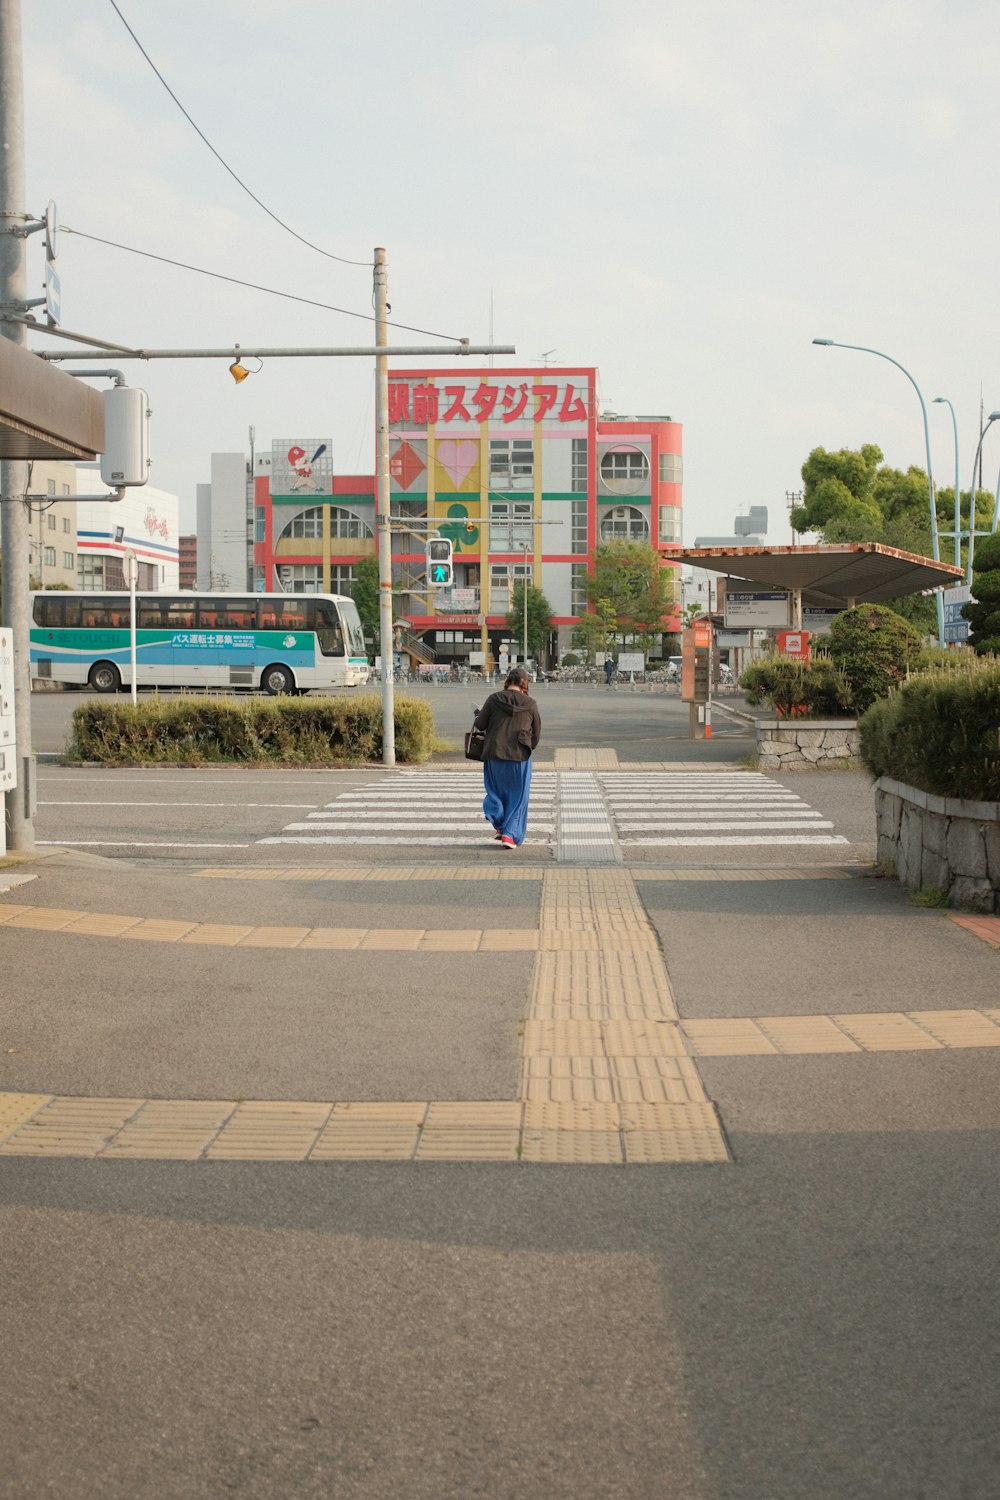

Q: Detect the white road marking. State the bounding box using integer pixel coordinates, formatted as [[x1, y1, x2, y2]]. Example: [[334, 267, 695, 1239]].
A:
[[34, 840, 252, 849], [38, 802, 318, 809], [619, 835, 850, 846]]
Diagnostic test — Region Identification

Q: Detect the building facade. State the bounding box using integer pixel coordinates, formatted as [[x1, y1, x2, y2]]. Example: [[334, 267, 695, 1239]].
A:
[[250, 367, 683, 665], [195, 452, 249, 591], [26, 460, 79, 589], [178, 533, 198, 590], [74, 467, 179, 590]]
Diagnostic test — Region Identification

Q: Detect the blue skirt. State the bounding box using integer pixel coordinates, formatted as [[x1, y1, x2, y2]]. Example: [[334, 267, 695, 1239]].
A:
[[483, 758, 533, 847]]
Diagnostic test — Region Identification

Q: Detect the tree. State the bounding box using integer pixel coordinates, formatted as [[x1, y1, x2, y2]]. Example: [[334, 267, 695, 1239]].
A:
[[587, 541, 677, 648], [507, 582, 553, 663], [963, 530, 1000, 656], [351, 555, 383, 645], [571, 599, 617, 663], [824, 603, 922, 712]]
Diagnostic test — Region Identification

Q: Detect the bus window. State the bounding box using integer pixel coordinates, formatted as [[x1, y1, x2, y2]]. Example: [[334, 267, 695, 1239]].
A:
[[82, 603, 112, 628], [34, 595, 82, 627], [138, 600, 167, 629], [313, 600, 344, 657], [163, 599, 196, 630], [205, 599, 256, 630]]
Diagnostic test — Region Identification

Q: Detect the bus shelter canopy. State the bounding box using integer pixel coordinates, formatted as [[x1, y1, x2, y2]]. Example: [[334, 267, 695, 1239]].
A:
[[676, 542, 963, 609]]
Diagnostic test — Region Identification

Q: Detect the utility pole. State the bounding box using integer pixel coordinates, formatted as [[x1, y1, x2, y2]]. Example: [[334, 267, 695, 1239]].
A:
[[373, 248, 395, 765], [0, 0, 34, 850]]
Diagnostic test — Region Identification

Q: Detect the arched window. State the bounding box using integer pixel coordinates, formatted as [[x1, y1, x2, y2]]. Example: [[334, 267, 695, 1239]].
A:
[[278, 507, 324, 541], [599, 445, 649, 497], [600, 506, 649, 542], [330, 507, 372, 539]]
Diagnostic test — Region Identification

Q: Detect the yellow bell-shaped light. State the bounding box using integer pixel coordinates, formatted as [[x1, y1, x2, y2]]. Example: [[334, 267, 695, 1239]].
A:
[[229, 361, 251, 384]]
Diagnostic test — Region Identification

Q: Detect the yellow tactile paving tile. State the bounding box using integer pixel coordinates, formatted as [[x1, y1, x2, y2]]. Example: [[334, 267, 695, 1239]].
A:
[[0, 1092, 52, 1144], [611, 1056, 708, 1105], [681, 1020, 778, 1056], [179, 923, 256, 946], [3, 907, 90, 930], [524, 1100, 621, 1132], [521, 1129, 624, 1163], [196, 866, 545, 883], [311, 1129, 420, 1161], [603, 1018, 688, 1057], [237, 926, 311, 949], [831, 1012, 943, 1051], [755, 1016, 861, 1054], [623, 1130, 730, 1164], [632, 867, 857, 882], [416, 1129, 521, 1161], [121, 919, 200, 942], [417, 930, 484, 952], [61, 913, 146, 938], [0, 1097, 142, 1156], [905, 1010, 1000, 1047], [298, 928, 368, 950], [478, 928, 539, 951]]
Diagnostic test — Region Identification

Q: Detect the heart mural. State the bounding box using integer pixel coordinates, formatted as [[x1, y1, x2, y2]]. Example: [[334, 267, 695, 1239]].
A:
[[436, 438, 479, 489]]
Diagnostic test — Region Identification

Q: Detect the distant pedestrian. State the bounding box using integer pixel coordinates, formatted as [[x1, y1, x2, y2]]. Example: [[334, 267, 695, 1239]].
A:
[[473, 666, 541, 850], [604, 656, 616, 687]]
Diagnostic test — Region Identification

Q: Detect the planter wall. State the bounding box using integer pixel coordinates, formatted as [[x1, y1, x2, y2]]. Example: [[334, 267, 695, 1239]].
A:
[[875, 776, 1000, 915], [755, 719, 860, 770]]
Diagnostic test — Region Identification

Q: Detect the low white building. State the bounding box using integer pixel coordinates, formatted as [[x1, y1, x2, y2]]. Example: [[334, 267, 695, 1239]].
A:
[[195, 452, 249, 591], [74, 464, 179, 590]]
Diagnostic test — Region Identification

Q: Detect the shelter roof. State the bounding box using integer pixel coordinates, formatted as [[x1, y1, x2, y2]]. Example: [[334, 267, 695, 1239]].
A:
[[676, 542, 962, 609]]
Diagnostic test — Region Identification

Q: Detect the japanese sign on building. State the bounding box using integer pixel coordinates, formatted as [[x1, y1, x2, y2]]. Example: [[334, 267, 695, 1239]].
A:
[[388, 378, 591, 428], [724, 591, 790, 629]]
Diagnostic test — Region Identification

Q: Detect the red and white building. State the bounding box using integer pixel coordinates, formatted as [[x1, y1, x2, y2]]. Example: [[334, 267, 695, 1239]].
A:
[[251, 366, 683, 665]]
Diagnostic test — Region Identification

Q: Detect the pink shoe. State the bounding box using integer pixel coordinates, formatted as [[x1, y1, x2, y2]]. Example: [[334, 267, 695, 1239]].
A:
[[500, 835, 516, 850]]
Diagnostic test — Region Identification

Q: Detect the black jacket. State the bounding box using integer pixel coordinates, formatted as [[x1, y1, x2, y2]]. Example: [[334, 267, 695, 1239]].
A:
[[474, 689, 541, 762]]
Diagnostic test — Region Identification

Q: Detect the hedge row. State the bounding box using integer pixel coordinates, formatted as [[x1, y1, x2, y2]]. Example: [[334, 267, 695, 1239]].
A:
[[70, 693, 435, 766], [858, 661, 1000, 801]]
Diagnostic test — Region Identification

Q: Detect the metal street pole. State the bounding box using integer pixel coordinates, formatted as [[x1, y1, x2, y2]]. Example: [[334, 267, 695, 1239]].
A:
[[0, 0, 34, 850], [521, 541, 530, 667], [373, 248, 395, 766], [932, 396, 961, 569], [813, 338, 945, 645], [964, 411, 1000, 583]]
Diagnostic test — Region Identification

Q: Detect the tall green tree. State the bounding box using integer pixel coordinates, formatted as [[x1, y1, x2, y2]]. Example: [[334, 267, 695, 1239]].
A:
[[586, 541, 676, 647], [351, 555, 383, 644], [963, 531, 1000, 655], [507, 582, 554, 663]]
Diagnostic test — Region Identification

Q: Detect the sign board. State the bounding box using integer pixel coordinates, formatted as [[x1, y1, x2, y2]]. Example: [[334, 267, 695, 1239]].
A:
[[724, 591, 789, 629], [942, 585, 972, 645], [681, 624, 710, 702], [716, 629, 750, 649], [617, 652, 644, 673], [802, 608, 841, 636], [777, 630, 810, 661], [438, 587, 476, 613], [468, 651, 485, 666], [44, 262, 61, 326]]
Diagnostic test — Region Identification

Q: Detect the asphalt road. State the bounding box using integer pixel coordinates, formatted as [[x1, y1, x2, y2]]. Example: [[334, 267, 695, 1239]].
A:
[[3, 695, 999, 1499]]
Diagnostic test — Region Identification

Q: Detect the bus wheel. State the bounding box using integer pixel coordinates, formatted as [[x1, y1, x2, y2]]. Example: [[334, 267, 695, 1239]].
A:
[[89, 661, 122, 693], [262, 664, 294, 695]]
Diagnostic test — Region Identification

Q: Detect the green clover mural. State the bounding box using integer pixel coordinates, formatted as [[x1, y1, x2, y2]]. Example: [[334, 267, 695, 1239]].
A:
[[438, 503, 480, 552]]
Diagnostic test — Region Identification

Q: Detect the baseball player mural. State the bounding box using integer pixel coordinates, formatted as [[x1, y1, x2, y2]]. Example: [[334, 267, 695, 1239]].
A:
[[270, 439, 333, 495]]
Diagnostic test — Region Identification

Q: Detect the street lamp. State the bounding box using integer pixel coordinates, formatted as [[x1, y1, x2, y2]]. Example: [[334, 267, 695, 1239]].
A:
[[964, 410, 1000, 582], [932, 397, 961, 568], [812, 338, 944, 643]]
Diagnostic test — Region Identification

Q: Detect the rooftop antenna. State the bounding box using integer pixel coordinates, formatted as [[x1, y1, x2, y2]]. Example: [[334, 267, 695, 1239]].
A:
[[533, 349, 557, 367]]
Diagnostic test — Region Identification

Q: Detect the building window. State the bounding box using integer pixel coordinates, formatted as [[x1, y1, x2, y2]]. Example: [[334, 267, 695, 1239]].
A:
[[254, 564, 266, 592], [62, 516, 71, 533], [43, 545, 56, 566], [600, 506, 649, 542], [47, 513, 56, 530], [658, 507, 682, 544], [571, 499, 588, 554], [78, 555, 104, 589], [571, 438, 588, 493], [63, 551, 73, 569], [659, 452, 683, 484], [599, 446, 649, 497], [255, 507, 265, 543], [61, 483, 71, 496], [489, 439, 533, 490], [330, 506, 372, 539], [570, 563, 588, 616], [489, 561, 531, 613], [489, 499, 533, 550], [46, 479, 55, 496], [280, 506, 324, 540], [276, 563, 323, 592], [329, 565, 356, 596]]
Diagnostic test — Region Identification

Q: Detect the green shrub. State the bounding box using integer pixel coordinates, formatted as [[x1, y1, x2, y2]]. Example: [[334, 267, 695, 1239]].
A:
[[965, 530, 1000, 655], [825, 604, 922, 712], [70, 693, 435, 766], [560, 653, 581, 667], [857, 660, 1000, 799], [739, 654, 852, 717]]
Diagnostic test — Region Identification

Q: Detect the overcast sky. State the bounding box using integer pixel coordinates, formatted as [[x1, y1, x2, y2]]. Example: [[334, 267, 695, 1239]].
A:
[[19, 0, 1000, 538]]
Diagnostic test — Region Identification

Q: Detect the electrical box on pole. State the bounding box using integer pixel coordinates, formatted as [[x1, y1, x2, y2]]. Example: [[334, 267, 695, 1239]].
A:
[[426, 537, 454, 587], [100, 386, 150, 487]]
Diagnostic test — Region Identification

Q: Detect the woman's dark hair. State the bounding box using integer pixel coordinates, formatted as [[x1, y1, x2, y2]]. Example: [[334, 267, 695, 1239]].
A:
[[504, 666, 530, 690]]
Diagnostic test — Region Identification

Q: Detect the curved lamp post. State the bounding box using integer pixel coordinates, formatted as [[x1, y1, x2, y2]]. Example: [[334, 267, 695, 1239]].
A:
[[932, 396, 961, 568], [813, 338, 943, 643], [965, 410, 1000, 582]]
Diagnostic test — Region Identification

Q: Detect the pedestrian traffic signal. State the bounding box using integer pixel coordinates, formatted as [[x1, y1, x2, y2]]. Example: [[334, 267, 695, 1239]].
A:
[[426, 537, 453, 587]]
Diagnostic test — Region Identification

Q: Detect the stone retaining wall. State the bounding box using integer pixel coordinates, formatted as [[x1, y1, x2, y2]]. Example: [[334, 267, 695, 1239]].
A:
[[755, 719, 860, 770], [875, 776, 1000, 914]]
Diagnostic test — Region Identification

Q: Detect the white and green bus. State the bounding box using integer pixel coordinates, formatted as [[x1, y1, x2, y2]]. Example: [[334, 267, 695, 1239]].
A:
[[30, 591, 370, 694]]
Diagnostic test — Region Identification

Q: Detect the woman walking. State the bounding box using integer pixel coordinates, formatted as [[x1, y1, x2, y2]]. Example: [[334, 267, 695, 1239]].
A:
[[473, 666, 541, 850]]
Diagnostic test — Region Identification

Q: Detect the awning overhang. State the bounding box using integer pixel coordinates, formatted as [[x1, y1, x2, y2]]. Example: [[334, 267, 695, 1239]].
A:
[[0, 340, 103, 460], [677, 542, 963, 608]]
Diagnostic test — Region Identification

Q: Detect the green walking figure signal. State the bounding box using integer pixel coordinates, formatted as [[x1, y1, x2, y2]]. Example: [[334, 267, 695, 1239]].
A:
[[426, 537, 454, 587]]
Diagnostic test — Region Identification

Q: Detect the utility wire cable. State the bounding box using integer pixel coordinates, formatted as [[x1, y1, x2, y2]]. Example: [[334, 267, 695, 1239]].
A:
[[108, 0, 371, 268], [62, 226, 465, 341]]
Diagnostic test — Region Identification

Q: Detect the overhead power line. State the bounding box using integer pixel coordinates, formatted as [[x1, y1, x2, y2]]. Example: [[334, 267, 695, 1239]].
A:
[[108, 0, 371, 268], [61, 226, 464, 341]]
